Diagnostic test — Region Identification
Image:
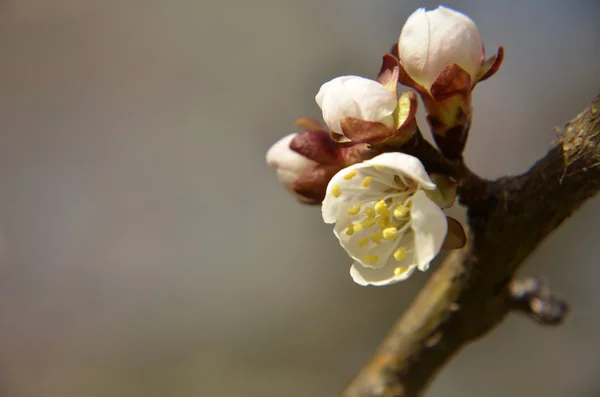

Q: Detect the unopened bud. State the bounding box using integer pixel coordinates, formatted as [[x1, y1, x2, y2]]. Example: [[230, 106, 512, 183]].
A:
[[315, 75, 397, 139], [396, 6, 504, 159]]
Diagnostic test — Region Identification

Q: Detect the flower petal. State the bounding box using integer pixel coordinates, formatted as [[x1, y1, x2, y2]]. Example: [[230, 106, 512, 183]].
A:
[[275, 168, 298, 189], [266, 134, 316, 172], [316, 77, 361, 134], [409, 190, 448, 271], [342, 77, 397, 128], [266, 133, 318, 190], [322, 163, 364, 223], [334, 218, 399, 269], [398, 8, 431, 88], [363, 153, 435, 189], [322, 161, 394, 223], [350, 261, 416, 286], [426, 6, 483, 84]]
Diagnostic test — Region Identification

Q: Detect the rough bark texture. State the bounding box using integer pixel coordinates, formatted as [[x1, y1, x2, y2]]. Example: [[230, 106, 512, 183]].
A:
[[341, 94, 600, 397]]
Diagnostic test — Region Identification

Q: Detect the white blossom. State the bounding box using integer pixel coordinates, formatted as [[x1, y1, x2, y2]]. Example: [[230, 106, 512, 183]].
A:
[[322, 153, 447, 286], [315, 76, 397, 136], [398, 6, 484, 90]]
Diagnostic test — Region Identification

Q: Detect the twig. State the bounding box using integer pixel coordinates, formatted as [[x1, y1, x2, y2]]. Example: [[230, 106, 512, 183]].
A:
[[341, 93, 600, 397], [509, 277, 568, 326]]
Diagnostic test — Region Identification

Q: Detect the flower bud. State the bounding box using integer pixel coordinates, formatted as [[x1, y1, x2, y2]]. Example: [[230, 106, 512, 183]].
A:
[[396, 6, 504, 159], [398, 6, 483, 91], [315, 76, 397, 137], [266, 129, 376, 204], [266, 133, 319, 203]]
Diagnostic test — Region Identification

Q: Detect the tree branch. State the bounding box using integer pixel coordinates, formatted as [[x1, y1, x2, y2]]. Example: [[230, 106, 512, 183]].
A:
[[341, 93, 600, 397]]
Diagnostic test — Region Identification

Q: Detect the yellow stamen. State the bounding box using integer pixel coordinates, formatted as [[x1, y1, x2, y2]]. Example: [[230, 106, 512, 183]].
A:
[[393, 205, 408, 219], [374, 165, 385, 170], [361, 176, 373, 187], [374, 200, 389, 215], [345, 225, 354, 236], [383, 227, 398, 240], [394, 247, 407, 261], [363, 255, 379, 264], [347, 204, 361, 216], [344, 170, 357, 180], [375, 215, 392, 231], [394, 266, 408, 276], [353, 223, 363, 233], [332, 184, 341, 198], [358, 237, 369, 247], [361, 218, 376, 228], [370, 232, 383, 244], [364, 207, 376, 219]]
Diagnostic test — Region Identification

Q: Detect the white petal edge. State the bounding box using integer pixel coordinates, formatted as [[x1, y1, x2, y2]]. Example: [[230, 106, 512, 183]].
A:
[[335, 219, 400, 270], [321, 161, 373, 223], [363, 153, 436, 189], [274, 169, 298, 189], [323, 85, 361, 134], [350, 261, 417, 286], [398, 8, 431, 88], [322, 153, 435, 223], [266, 133, 296, 167], [427, 6, 483, 83], [266, 133, 316, 174], [316, 76, 362, 134], [410, 190, 448, 271]]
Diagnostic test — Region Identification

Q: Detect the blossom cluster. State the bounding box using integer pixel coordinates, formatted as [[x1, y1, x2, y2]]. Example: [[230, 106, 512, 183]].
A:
[[266, 6, 502, 286]]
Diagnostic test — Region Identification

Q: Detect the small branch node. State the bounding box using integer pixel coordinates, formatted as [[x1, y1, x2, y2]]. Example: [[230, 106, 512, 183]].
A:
[[509, 277, 569, 326]]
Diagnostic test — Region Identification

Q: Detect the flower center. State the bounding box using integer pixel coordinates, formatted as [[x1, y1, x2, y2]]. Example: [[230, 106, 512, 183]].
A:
[[342, 173, 416, 268], [348, 195, 410, 240]]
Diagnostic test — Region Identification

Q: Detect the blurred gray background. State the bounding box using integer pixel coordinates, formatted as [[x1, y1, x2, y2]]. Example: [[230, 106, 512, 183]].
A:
[[0, 0, 598, 396]]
